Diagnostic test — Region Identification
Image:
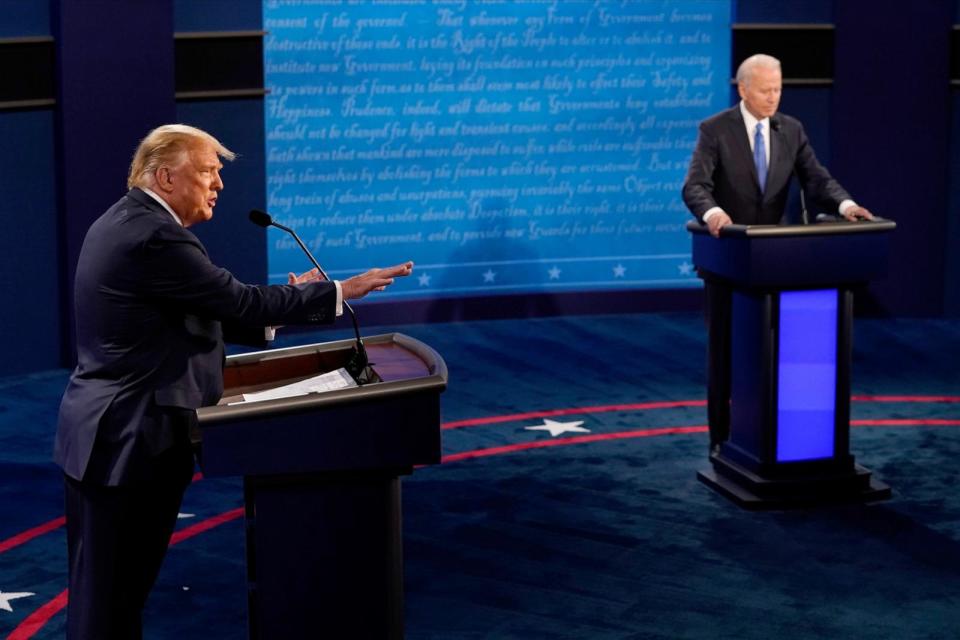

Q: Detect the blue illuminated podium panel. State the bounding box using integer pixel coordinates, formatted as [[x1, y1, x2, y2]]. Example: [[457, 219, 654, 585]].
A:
[[688, 220, 895, 509], [777, 289, 839, 462]]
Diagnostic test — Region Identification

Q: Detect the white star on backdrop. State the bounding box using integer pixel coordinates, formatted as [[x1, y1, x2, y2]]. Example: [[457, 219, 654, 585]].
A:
[[0, 590, 35, 613], [418, 272, 431, 287], [547, 266, 561, 280], [177, 512, 195, 519], [678, 261, 694, 275], [525, 419, 590, 437], [613, 264, 626, 278], [482, 269, 496, 283]]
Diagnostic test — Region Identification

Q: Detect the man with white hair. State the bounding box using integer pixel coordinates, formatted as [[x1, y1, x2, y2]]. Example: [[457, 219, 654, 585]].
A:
[[55, 124, 413, 639], [682, 54, 873, 454]]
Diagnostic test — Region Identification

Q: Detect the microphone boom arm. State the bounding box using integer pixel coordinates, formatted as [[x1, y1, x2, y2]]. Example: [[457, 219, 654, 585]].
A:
[[250, 211, 374, 384]]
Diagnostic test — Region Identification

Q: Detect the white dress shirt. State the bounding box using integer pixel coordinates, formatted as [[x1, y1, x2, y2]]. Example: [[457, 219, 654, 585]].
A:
[[739, 100, 770, 170]]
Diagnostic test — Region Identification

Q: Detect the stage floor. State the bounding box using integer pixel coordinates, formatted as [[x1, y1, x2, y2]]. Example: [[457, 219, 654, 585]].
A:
[[2, 313, 959, 639]]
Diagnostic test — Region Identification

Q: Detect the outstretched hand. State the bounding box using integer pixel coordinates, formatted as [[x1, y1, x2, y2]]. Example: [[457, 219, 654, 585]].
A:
[[288, 267, 324, 285], [341, 261, 414, 300]]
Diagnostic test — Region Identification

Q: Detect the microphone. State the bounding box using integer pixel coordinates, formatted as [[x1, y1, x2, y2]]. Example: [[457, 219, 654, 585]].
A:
[[249, 209, 376, 385], [771, 118, 810, 225]]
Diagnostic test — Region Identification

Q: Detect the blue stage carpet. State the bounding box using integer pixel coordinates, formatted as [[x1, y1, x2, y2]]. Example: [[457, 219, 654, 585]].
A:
[[1, 313, 959, 639]]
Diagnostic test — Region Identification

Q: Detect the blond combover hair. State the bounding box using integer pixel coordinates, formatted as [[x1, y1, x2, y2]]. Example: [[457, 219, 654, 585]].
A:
[[127, 124, 236, 189]]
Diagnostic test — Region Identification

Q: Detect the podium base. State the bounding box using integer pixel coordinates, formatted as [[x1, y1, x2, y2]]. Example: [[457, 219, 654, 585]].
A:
[[698, 453, 891, 510]]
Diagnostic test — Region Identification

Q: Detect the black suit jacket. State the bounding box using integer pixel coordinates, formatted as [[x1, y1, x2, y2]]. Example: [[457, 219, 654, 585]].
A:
[[55, 188, 338, 485], [682, 105, 850, 225]]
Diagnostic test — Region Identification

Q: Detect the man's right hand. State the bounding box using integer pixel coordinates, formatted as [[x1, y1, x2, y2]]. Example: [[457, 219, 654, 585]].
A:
[[706, 211, 732, 237], [340, 261, 414, 300]]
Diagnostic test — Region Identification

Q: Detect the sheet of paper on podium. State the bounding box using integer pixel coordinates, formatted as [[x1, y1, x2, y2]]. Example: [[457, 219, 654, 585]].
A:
[[235, 368, 357, 404]]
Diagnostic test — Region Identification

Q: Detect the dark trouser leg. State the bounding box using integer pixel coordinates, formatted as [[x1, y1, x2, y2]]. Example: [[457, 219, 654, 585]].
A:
[[705, 281, 732, 447], [64, 444, 194, 640]]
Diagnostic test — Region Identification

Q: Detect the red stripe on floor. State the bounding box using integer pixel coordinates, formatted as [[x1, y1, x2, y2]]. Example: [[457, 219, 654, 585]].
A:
[[5, 508, 244, 639], [442, 400, 707, 429], [0, 517, 66, 555], [442, 425, 709, 463], [851, 395, 960, 403], [169, 507, 244, 546], [853, 418, 960, 427], [5, 589, 68, 640]]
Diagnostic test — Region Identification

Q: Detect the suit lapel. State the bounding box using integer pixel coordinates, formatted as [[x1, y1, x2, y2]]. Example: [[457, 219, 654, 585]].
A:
[[725, 107, 761, 192], [764, 117, 790, 203]]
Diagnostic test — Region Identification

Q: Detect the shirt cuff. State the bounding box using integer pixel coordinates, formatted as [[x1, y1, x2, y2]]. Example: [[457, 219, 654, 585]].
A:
[[334, 280, 343, 317], [702, 207, 724, 222], [264, 326, 277, 341], [838, 200, 857, 215]]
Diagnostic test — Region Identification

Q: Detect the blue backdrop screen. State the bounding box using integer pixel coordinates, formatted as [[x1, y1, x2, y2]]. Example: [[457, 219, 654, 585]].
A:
[[263, 0, 730, 298]]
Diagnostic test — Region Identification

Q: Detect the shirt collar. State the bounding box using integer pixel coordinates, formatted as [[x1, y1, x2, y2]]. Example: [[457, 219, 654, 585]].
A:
[[739, 100, 768, 134], [140, 187, 183, 226]]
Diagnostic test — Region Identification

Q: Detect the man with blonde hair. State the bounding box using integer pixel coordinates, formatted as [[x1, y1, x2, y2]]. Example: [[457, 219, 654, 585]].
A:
[[55, 124, 412, 639], [127, 123, 234, 183], [682, 54, 873, 455]]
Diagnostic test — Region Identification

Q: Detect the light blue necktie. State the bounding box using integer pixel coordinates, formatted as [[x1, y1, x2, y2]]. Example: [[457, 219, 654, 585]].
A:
[[754, 122, 767, 194]]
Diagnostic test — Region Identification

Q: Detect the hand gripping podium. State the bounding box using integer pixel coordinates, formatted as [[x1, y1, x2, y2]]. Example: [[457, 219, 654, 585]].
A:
[[688, 220, 896, 509], [196, 332, 447, 639]]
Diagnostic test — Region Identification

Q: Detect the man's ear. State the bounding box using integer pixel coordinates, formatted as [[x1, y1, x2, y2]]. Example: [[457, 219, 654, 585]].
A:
[[154, 166, 173, 192]]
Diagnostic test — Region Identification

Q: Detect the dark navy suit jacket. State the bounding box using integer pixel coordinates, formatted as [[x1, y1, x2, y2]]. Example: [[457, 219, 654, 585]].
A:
[[682, 105, 850, 225], [55, 188, 337, 485]]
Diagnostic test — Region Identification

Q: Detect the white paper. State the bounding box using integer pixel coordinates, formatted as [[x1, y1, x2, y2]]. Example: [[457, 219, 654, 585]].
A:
[[236, 368, 357, 404]]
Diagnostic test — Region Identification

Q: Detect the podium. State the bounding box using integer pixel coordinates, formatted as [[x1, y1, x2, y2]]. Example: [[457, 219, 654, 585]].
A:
[[196, 332, 447, 639], [688, 220, 896, 509]]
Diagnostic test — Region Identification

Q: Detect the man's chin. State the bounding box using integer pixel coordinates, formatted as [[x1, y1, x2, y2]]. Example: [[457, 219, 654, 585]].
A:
[[183, 210, 213, 228]]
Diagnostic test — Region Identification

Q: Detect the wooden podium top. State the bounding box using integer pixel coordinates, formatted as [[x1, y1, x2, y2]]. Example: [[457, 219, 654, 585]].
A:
[[199, 332, 447, 426], [196, 332, 447, 476]]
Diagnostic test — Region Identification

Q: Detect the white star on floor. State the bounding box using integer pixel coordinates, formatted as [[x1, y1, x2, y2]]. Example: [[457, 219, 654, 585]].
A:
[[482, 269, 496, 283], [547, 266, 561, 280], [613, 263, 626, 278], [418, 272, 431, 287], [0, 590, 35, 612], [525, 419, 590, 437], [678, 261, 694, 275]]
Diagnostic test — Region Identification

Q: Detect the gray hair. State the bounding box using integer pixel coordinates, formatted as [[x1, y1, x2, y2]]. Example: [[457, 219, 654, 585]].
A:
[[736, 54, 781, 87]]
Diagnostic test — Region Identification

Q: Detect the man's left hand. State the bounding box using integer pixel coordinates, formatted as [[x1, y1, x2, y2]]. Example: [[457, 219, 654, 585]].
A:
[[288, 267, 323, 285], [341, 261, 414, 300]]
